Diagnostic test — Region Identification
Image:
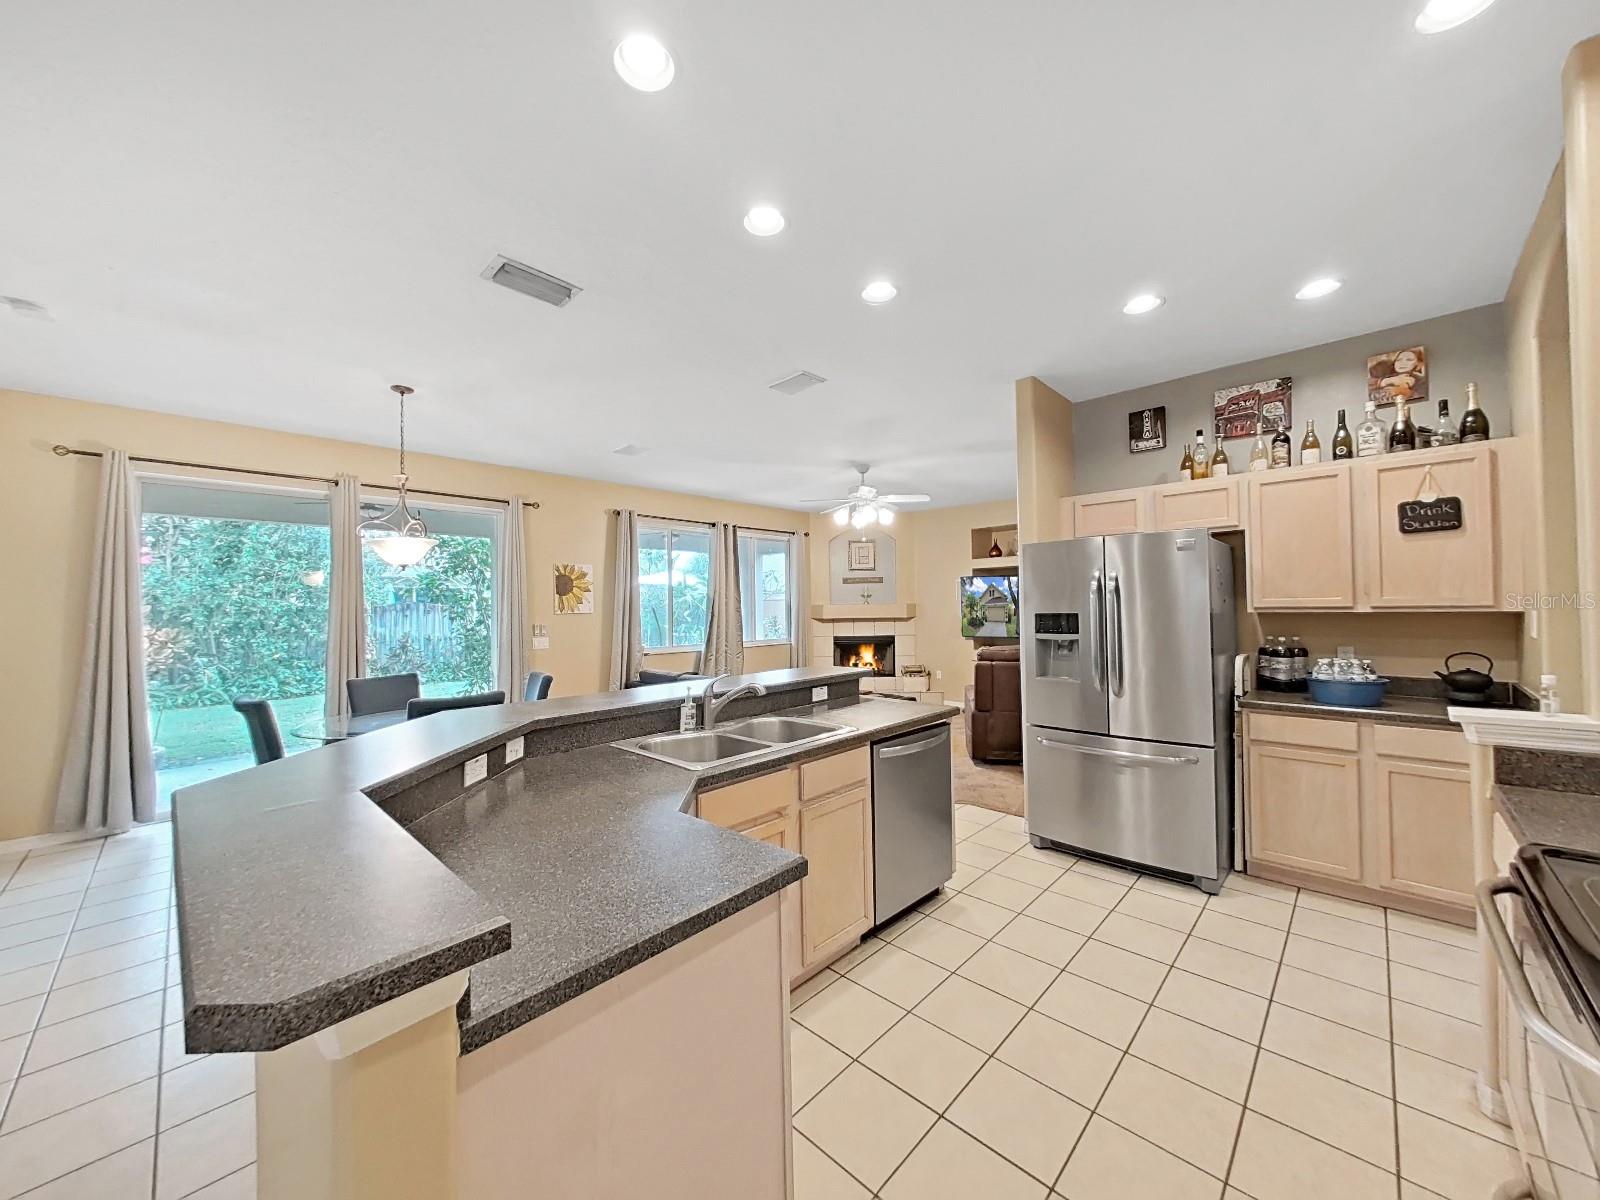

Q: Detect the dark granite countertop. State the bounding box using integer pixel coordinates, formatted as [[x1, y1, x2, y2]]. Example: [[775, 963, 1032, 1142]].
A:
[[409, 695, 959, 1052], [1494, 785, 1600, 856], [172, 666, 870, 1052], [1240, 689, 1518, 730]]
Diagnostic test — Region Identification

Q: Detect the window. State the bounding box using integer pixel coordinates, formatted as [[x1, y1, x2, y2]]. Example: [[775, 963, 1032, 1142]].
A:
[[739, 533, 793, 645], [638, 523, 711, 651], [360, 500, 498, 697]]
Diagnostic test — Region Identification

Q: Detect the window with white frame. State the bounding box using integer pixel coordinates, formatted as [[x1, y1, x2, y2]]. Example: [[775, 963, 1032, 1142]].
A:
[[638, 523, 712, 651], [738, 532, 792, 645]]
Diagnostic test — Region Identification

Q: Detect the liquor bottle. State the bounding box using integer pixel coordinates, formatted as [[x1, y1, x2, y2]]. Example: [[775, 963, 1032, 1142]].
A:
[[1332, 409, 1354, 460], [1192, 428, 1211, 480], [1460, 382, 1491, 442], [1388, 401, 1417, 452], [1248, 419, 1270, 472], [1356, 399, 1386, 457], [1178, 441, 1194, 481], [1300, 419, 1322, 465], [1270, 422, 1291, 468], [1212, 429, 1231, 477], [1431, 397, 1459, 447]]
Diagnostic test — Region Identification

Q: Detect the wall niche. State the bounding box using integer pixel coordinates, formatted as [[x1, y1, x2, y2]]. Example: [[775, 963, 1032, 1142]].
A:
[[827, 530, 898, 604]]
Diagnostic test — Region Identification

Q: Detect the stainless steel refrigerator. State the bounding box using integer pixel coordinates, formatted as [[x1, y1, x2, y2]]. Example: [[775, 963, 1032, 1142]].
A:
[[1021, 531, 1236, 891]]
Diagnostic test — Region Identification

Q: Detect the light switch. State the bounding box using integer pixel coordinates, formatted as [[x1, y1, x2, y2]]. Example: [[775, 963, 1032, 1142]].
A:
[[505, 736, 524, 763], [464, 754, 488, 786]]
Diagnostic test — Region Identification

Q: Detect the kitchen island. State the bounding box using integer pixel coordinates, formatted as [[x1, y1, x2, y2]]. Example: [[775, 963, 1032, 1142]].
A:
[[170, 666, 957, 1199]]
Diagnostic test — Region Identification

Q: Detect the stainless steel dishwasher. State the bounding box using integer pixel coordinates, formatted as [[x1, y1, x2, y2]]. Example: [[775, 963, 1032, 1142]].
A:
[[872, 722, 955, 924]]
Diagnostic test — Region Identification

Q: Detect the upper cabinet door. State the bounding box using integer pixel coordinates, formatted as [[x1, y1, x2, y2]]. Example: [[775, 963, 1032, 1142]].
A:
[[1246, 467, 1356, 608], [1071, 489, 1150, 537], [1357, 446, 1497, 608], [1152, 477, 1239, 532]]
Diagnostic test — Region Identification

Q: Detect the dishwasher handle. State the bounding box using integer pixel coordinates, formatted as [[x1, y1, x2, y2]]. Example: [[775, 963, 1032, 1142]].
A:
[[1477, 877, 1600, 1079], [877, 725, 951, 759]]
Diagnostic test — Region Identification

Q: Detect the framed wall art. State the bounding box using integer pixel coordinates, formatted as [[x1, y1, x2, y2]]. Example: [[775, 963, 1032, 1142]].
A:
[[1367, 346, 1428, 407], [1127, 405, 1167, 453], [1213, 377, 1292, 439]]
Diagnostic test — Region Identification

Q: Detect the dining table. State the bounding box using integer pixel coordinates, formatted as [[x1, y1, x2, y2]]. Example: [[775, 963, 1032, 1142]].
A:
[[291, 709, 408, 743]]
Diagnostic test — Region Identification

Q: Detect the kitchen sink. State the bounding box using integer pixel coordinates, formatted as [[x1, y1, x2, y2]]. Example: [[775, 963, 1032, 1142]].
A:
[[614, 715, 853, 770]]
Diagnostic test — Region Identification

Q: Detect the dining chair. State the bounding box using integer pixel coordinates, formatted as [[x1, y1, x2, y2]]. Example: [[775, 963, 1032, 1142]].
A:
[[232, 698, 286, 765], [522, 671, 554, 701], [347, 672, 421, 717], [405, 691, 507, 720]]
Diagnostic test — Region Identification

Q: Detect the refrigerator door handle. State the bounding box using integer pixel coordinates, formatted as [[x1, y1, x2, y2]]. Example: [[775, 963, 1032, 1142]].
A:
[[1106, 571, 1125, 697], [1034, 735, 1200, 767], [1089, 569, 1106, 692]]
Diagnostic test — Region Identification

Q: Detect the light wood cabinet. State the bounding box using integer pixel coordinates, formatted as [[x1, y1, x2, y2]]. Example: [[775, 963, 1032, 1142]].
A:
[[1152, 476, 1240, 531], [1245, 466, 1356, 608], [799, 785, 874, 968], [742, 809, 803, 984], [698, 768, 797, 829], [1244, 712, 1474, 913], [1357, 446, 1497, 608], [1070, 489, 1150, 537]]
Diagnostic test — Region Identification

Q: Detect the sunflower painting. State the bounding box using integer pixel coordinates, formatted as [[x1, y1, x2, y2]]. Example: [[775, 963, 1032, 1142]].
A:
[[554, 563, 594, 614]]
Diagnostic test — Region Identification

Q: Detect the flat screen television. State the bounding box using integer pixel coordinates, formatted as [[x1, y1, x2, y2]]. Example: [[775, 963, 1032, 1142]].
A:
[[959, 575, 1019, 638]]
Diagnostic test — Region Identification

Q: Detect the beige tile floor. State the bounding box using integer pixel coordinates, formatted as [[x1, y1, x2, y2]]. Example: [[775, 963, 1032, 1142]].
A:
[[0, 806, 1523, 1199], [791, 802, 1522, 1200], [0, 824, 253, 1199]]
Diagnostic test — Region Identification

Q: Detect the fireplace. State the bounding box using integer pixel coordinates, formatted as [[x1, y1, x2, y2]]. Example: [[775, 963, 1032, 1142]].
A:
[[833, 636, 895, 676]]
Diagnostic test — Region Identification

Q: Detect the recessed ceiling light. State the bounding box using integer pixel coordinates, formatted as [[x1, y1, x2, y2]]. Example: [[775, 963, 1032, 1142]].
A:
[[743, 206, 785, 237], [861, 281, 898, 305], [1415, 0, 1498, 34], [1295, 277, 1343, 301], [1122, 293, 1165, 316], [613, 34, 675, 91]]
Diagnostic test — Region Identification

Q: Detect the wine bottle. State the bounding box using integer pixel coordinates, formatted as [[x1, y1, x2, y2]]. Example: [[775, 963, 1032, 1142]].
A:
[[1389, 401, 1417, 452], [1248, 419, 1270, 472], [1356, 399, 1386, 457], [1192, 428, 1211, 480], [1332, 409, 1354, 460], [1179, 441, 1194, 481], [1460, 383, 1491, 442], [1212, 429, 1231, 478], [1270, 422, 1291, 468], [1431, 398, 1459, 447], [1300, 419, 1322, 465]]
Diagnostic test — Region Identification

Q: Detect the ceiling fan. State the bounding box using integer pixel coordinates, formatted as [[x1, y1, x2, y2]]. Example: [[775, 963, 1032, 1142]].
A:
[[800, 464, 931, 529]]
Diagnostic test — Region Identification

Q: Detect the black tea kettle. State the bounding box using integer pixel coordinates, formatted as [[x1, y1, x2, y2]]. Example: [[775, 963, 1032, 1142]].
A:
[[1436, 652, 1496, 705]]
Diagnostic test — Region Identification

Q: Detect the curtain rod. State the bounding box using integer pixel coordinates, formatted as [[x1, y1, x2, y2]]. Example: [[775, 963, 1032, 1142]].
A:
[[615, 508, 805, 538], [51, 445, 540, 509]]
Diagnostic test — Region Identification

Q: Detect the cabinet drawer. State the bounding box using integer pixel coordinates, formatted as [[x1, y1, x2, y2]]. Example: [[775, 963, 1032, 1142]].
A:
[[1372, 724, 1469, 765], [1246, 711, 1359, 752], [801, 747, 870, 801], [698, 767, 798, 829]]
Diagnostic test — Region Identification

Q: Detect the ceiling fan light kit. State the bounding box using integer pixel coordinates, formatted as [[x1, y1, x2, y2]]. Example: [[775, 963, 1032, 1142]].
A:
[[810, 466, 929, 529], [359, 384, 438, 568]]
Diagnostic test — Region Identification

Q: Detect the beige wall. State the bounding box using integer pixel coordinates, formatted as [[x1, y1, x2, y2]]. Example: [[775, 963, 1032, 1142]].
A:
[[1, 388, 805, 841], [1069, 305, 1511, 495]]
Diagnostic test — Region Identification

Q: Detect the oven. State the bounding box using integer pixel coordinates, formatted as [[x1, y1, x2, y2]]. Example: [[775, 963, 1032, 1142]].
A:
[[1479, 859, 1600, 1198]]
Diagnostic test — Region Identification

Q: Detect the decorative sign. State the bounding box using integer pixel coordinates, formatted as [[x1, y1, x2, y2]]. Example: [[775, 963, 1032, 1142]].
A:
[[842, 575, 884, 585], [1127, 405, 1167, 454], [1214, 377, 1292, 440], [1398, 497, 1464, 534], [1368, 345, 1428, 408], [553, 563, 594, 613], [847, 540, 877, 571]]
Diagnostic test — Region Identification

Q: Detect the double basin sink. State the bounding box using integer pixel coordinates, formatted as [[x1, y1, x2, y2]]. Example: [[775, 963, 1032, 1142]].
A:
[[615, 715, 853, 771]]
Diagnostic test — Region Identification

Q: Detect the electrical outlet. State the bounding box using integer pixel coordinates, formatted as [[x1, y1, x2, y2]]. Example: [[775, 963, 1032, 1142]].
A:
[[811, 686, 828, 702], [463, 754, 488, 787], [935, 670, 943, 680], [504, 735, 524, 763]]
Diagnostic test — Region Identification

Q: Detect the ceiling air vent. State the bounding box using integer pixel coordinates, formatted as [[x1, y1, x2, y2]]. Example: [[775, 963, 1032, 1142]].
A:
[[768, 370, 827, 396], [480, 256, 581, 307]]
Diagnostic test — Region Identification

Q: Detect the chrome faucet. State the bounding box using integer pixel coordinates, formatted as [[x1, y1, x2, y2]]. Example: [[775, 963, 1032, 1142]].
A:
[[700, 673, 767, 730]]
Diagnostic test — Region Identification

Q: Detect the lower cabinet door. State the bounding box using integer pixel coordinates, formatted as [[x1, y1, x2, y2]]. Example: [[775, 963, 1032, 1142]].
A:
[[799, 787, 874, 968], [743, 810, 803, 984], [1371, 757, 1474, 907], [1247, 743, 1363, 882]]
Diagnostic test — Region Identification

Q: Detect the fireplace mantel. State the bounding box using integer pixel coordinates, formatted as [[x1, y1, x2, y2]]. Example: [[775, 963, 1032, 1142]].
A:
[[810, 604, 916, 622]]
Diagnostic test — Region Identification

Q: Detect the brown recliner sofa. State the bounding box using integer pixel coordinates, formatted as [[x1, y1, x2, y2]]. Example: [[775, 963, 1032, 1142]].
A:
[[964, 645, 1022, 763]]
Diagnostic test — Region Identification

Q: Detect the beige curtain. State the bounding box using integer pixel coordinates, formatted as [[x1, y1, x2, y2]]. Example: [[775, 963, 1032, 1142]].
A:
[[701, 523, 745, 676], [495, 498, 529, 696], [54, 450, 156, 832], [789, 532, 810, 668], [608, 509, 643, 690], [324, 473, 366, 721]]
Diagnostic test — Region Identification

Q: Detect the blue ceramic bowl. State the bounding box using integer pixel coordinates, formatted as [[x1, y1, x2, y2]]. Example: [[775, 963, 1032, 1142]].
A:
[[1307, 676, 1390, 708]]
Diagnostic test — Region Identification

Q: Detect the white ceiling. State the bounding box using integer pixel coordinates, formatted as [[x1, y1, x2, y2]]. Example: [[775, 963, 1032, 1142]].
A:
[[2, 1, 1595, 510]]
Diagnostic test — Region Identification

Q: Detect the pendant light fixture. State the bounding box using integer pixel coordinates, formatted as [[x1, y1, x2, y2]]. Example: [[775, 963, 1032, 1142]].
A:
[[359, 384, 437, 568]]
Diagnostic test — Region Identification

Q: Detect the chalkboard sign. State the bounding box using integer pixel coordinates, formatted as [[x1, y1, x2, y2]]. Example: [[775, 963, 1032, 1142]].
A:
[[1398, 496, 1464, 534]]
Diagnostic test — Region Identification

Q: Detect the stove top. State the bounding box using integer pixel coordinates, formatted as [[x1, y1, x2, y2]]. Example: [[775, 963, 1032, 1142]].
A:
[[1514, 844, 1600, 1040]]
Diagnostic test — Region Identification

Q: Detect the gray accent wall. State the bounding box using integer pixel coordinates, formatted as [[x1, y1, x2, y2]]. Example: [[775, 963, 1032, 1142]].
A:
[[1070, 304, 1510, 494]]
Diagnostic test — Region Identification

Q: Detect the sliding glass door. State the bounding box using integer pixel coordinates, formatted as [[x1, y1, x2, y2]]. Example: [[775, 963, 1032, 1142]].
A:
[[140, 480, 331, 813]]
